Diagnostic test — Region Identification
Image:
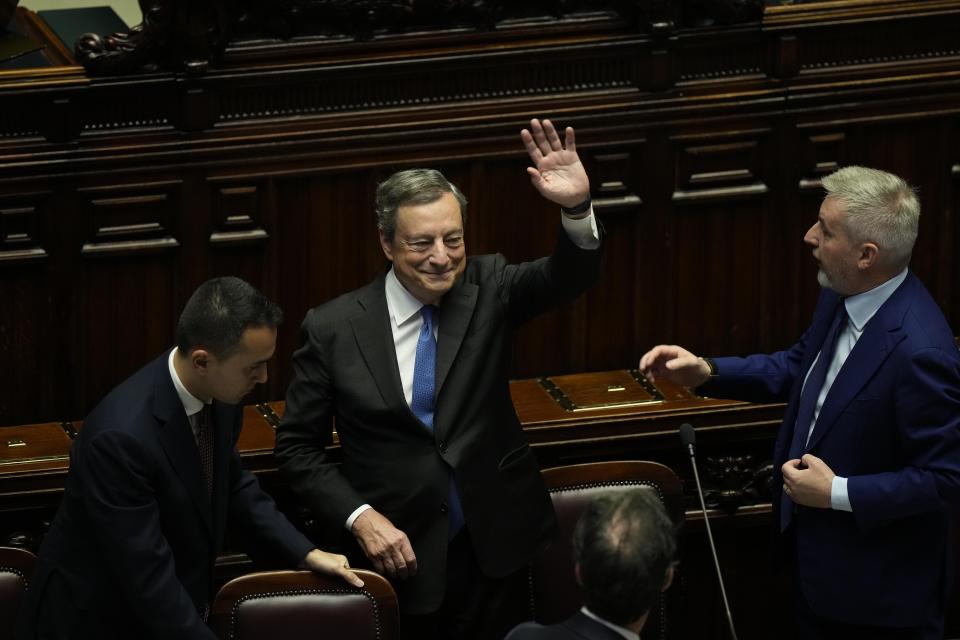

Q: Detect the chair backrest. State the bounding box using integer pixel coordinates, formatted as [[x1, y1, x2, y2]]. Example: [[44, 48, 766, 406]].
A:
[[530, 460, 683, 640], [0, 546, 37, 640], [210, 569, 397, 640]]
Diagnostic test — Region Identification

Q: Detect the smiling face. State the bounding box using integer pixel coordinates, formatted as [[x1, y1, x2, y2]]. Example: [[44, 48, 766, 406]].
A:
[[804, 196, 863, 295], [379, 190, 466, 305]]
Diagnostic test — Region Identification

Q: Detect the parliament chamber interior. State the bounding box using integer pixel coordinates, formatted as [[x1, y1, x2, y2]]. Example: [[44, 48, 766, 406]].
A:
[[2, 0, 960, 638]]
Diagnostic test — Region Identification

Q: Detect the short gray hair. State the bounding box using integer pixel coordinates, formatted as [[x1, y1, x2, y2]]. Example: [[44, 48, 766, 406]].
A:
[[821, 166, 919, 271], [375, 169, 468, 240]]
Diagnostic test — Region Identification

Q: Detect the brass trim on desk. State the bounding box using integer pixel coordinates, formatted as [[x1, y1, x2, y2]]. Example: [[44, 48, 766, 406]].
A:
[[537, 369, 665, 412], [0, 453, 69, 467], [255, 403, 280, 429], [60, 421, 78, 439]]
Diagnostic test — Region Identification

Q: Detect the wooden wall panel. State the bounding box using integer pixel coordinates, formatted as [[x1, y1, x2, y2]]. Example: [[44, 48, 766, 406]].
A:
[[1, 1, 959, 430]]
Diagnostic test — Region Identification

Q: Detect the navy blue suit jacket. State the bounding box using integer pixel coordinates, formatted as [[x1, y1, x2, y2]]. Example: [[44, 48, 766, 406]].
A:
[[18, 352, 314, 640], [701, 272, 960, 627]]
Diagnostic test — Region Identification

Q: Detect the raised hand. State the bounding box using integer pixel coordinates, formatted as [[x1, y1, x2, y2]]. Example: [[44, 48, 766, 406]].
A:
[[520, 118, 590, 209]]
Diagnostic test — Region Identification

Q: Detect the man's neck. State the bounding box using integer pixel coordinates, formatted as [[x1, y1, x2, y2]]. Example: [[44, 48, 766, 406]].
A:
[[172, 349, 211, 403], [848, 266, 906, 296]]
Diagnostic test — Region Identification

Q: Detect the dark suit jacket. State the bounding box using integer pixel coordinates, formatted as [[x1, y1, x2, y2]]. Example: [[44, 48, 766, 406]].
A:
[[700, 271, 960, 627], [505, 612, 631, 640], [17, 352, 314, 640], [276, 227, 603, 613]]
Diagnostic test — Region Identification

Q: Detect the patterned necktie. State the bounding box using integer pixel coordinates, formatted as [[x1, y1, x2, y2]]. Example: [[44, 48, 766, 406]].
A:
[[411, 306, 437, 429], [197, 404, 214, 497], [781, 301, 847, 530], [410, 306, 465, 539]]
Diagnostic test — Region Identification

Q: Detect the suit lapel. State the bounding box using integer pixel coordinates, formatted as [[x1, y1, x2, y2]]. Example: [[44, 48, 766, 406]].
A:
[[349, 276, 413, 419], [806, 275, 913, 451], [775, 295, 842, 463], [210, 401, 235, 543], [153, 360, 213, 536], [436, 279, 478, 395]]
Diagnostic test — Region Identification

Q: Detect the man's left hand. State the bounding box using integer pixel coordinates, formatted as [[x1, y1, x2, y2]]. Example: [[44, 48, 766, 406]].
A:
[[520, 118, 590, 210], [782, 454, 834, 509], [302, 548, 365, 588]]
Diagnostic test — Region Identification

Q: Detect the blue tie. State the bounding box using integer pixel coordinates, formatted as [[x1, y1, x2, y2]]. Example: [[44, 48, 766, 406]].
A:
[[411, 306, 437, 428], [781, 301, 846, 530], [411, 306, 465, 539]]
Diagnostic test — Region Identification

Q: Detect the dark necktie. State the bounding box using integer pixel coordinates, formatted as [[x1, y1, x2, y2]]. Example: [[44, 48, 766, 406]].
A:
[[197, 404, 214, 497], [780, 301, 846, 530], [410, 306, 465, 539]]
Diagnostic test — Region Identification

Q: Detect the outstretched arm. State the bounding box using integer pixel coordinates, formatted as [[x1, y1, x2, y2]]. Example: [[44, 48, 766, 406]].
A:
[[639, 344, 712, 388]]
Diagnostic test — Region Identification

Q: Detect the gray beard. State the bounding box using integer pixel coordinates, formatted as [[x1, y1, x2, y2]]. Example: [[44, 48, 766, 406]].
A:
[[817, 268, 834, 290]]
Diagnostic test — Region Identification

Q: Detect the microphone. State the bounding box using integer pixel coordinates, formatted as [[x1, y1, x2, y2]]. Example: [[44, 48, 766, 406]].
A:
[[679, 423, 739, 640]]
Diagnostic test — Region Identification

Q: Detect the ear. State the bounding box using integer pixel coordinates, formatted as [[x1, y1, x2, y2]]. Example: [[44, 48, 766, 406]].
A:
[[379, 230, 395, 262], [857, 242, 879, 270], [574, 562, 583, 587], [661, 564, 675, 592], [191, 349, 212, 375]]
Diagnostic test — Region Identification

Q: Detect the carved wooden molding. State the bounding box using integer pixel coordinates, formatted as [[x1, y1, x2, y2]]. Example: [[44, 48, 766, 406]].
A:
[[764, 0, 960, 28], [78, 181, 182, 258], [670, 134, 771, 205], [0, 192, 49, 266], [67, 0, 768, 77]]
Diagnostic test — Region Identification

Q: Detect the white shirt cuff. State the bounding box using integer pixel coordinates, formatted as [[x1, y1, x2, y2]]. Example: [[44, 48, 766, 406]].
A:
[[831, 476, 852, 512], [561, 207, 600, 250], [345, 504, 372, 530]]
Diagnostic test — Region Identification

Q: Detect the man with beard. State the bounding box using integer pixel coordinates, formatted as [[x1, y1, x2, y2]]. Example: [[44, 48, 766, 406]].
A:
[[640, 166, 960, 639]]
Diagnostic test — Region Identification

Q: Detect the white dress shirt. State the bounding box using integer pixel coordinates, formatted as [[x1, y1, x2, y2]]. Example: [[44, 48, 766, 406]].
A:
[[344, 209, 600, 530], [167, 348, 211, 443]]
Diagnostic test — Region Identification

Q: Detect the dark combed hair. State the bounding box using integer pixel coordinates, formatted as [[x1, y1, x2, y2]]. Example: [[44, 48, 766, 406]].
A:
[[175, 276, 282, 360], [572, 488, 677, 627]]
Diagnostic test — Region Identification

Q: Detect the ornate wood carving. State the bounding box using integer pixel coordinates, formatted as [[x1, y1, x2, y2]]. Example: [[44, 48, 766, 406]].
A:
[[67, 0, 767, 76], [702, 454, 773, 510]]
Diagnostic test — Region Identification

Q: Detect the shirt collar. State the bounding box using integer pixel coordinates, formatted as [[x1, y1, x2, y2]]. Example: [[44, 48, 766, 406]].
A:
[[384, 267, 428, 327], [579, 607, 640, 640], [842, 268, 908, 332], [167, 348, 208, 417]]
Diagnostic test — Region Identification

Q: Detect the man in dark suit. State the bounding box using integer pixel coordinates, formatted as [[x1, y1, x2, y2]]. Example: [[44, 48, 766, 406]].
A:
[[17, 277, 362, 640], [640, 166, 960, 639], [275, 118, 603, 638], [505, 489, 677, 640]]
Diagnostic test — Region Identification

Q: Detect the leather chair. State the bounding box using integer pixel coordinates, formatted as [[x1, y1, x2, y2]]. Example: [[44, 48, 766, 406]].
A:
[[210, 569, 397, 640], [0, 546, 37, 640], [529, 460, 684, 640]]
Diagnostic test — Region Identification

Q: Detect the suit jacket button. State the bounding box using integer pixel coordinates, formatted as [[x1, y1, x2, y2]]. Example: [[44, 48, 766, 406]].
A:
[[440, 503, 448, 514], [439, 441, 448, 453]]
